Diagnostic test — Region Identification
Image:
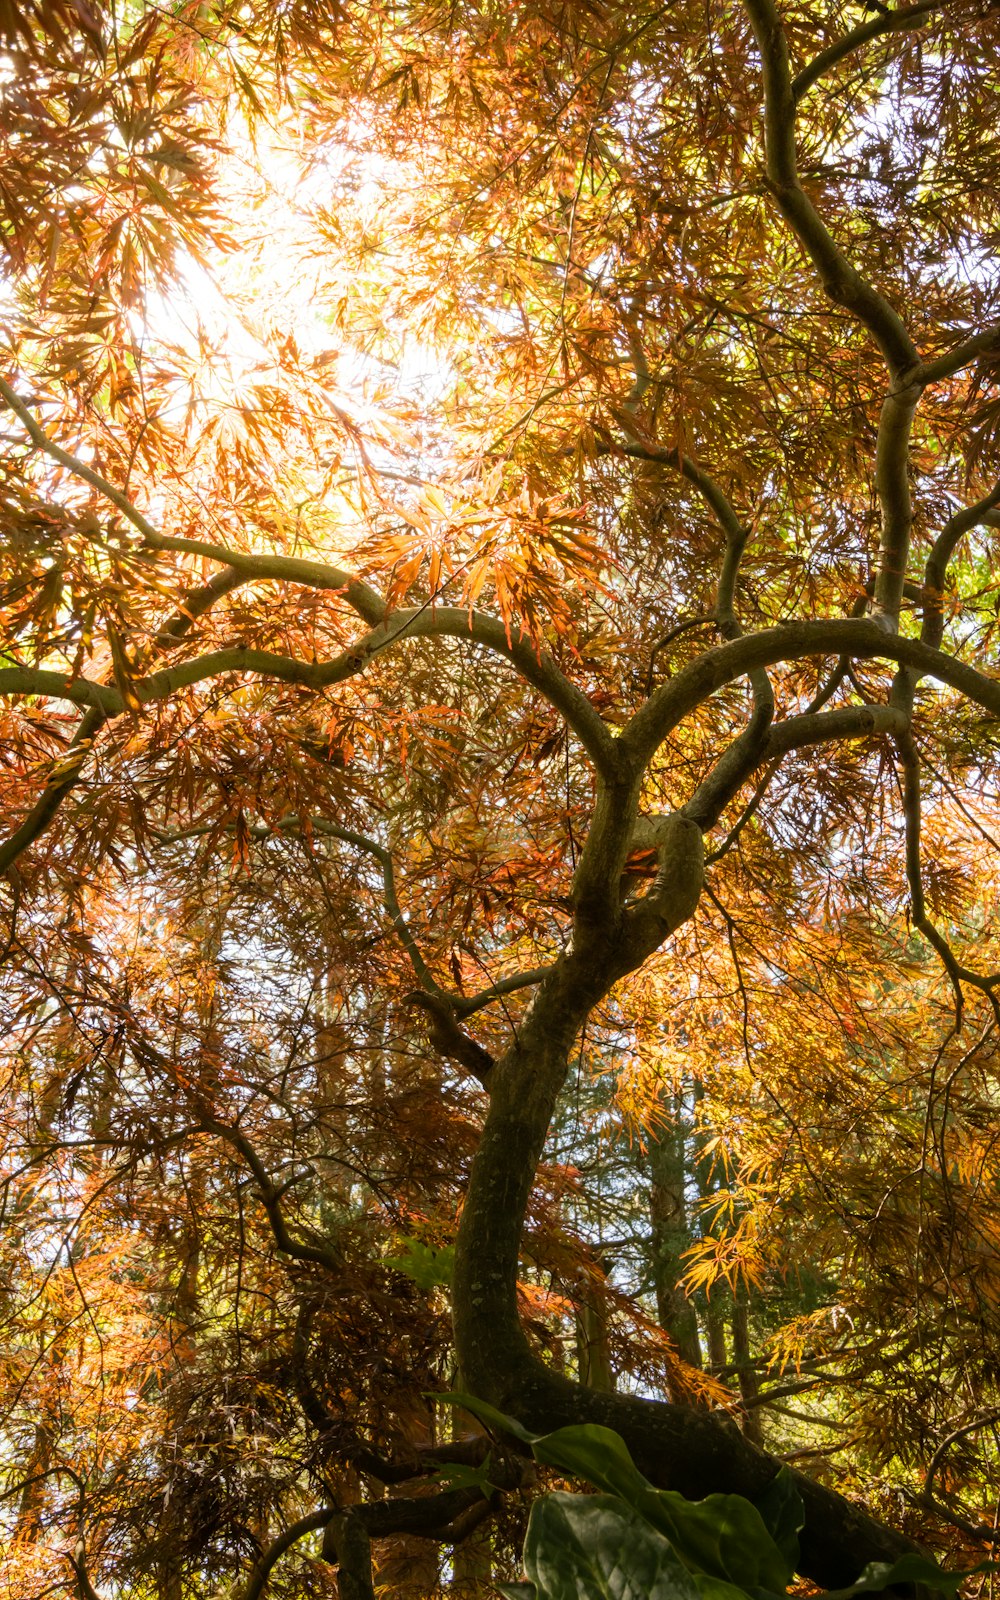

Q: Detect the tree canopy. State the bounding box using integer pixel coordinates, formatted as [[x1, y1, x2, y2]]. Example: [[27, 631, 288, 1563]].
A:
[[3, 0, 1000, 1594]]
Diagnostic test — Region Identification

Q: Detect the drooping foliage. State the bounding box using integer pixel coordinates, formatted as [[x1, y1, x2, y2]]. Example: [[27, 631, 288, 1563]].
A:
[[3, 0, 1000, 1595]]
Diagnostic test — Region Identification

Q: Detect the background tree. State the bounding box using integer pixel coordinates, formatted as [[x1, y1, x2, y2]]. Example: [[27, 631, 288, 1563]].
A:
[[3, 0, 1000, 1594]]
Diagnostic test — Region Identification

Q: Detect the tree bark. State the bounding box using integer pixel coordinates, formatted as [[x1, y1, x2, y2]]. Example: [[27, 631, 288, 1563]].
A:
[[452, 818, 921, 1588], [647, 1093, 703, 1374]]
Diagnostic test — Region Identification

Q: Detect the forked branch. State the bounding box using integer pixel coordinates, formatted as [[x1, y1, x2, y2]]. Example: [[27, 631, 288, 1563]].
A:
[[791, 0, 941, 101]]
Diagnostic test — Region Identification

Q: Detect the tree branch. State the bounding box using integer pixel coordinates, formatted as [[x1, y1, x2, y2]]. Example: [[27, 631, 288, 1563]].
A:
[[239, 1506, 337, 1600], [687, 704, 909, 832], [0, 377, 386, 626], [0, 704, 106, 878], [743, 0, 924, 626], [0, 566, 249, 878], [193, 1108, 343, 1274], [743, 0, 918, 377], [0, 666, 121, 713], [323, 1510, 376, 1600], [455, 963, 558, 1017], [621, 617, 1000, 768], [303, 819, 447, 1000], [922, 481, 1000, 652], [704, 760, 781, 864], [149, 532, 387, 626], [917, 324, 1000, 387], [791, 1, 941, 101], [762, 703, 910, 762], [894, 729, 1000, 1025], [68, 1550, 103, 1600], [405, 990, 496, 1084], [604, 415, 774, 728], [148, 603, 613, 767]]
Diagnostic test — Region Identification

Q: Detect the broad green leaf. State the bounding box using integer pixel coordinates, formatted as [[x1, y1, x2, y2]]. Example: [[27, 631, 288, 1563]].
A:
[[531, 1425, 792, 1593], [822, 1553, 1000, 1600], [432, 1391, 536, 1443], [431, 1453, 498, 1492], [496, 1585, 537, 1599], [751, 1469, 803, 1576], [523, 1492, 705, 1600], [531, 1423, 650, 1505]]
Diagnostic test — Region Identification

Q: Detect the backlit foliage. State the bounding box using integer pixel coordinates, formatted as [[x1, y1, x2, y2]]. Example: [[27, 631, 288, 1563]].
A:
[[3, 0, 1000, 1594]]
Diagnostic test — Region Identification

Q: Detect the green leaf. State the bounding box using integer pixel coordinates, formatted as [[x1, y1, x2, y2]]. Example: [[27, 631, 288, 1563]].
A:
[[385, 1236, 454, 1288], [751, 1469, 803, 1576], [431, 1391, 536, 1443], [431, 1453, 498, 1492], [822, 1554, 1000, 1600], [523, 1492, 706, 1600], [531, 1425, 792, 1593], [531, 1423, 649, 1505], [496, 1585, 537, 1599]]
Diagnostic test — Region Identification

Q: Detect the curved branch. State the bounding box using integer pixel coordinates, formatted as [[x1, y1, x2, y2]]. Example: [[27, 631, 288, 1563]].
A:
[[923, 1408, 1000, 1508], [917, 324, 1000, 387], [0, 376, 162, 541], [604, 416, 774, 731], [405, 991, 496, 1084], [307, 820, 447, 999], [0, 596, 614, 891], [120, 601, 620, 771], [239, 1506, 337, 1600], [744, 0, 925, 626], [646, 615, 717, 693], [9, 619, 1000, 791], [621, 617, 1000, 768], [0, 567, 248, 877], [743, 0, 917, 376], [890, 478, 1000, 715], [68, 1550, 102, 1600], [0, 666, 120, 713], [323, 1510, 376, 1600], [195, 1109, 343, 1274], [687, 703, 909, 831], [762, 702, 910, 762], [894, 730, 1000, 1024], [922, 481, 1000, 652], [0, 376, 386, 627], [704, 760, 781, 864], [0, 614, 613, 767], [0, 704, 106, 877], [153, 564, 251, 647], [149, 532, 387, 626], [791, 1, 940, 101], [455, 963, 558, 1017]]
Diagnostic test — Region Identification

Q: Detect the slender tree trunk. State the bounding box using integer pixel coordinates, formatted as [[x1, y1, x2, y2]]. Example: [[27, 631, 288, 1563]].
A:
[[575, 1268, 615, 1391], [705, 1298, 728, 1371], [732, 1293, 763, 1446], [647, 1091, 702, 1374]]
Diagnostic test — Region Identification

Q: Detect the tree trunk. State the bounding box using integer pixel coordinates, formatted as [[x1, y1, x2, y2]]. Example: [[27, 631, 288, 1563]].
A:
[[732, 1293, 763, 1447], [452, 811, 921, 1587], [575, 1270, 615, 1392], [647, 1091, 702, 1374]]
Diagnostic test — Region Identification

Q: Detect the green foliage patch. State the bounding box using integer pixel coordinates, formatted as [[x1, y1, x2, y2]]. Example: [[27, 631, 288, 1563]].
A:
[[443, 1397, 998, 1600]]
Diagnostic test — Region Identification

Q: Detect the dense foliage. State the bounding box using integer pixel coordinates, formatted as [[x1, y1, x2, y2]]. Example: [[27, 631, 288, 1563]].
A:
[[3, 0, 1000, 1594]]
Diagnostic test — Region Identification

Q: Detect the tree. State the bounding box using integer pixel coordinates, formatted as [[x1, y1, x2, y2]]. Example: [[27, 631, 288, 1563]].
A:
[[3, 0, 1000, 1593]]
